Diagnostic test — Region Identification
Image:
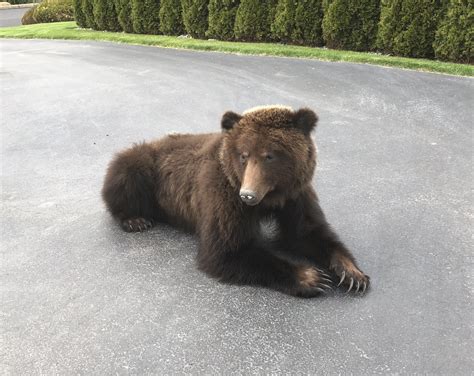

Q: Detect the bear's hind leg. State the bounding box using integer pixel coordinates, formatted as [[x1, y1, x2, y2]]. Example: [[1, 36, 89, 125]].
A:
[[102, 144, 160, 232]]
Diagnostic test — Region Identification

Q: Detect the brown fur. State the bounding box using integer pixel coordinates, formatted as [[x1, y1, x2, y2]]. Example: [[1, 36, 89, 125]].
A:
[[297, 266, 320, 288], [102, 106, 370, 297]]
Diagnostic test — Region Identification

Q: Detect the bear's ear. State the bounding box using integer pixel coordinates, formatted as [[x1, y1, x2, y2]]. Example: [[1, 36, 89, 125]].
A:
[[221, 111, 242, 132], [294, 108, 318, 135]]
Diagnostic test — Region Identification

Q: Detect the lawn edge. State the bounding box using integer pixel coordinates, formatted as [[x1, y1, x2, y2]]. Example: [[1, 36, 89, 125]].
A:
[[0, 22, 472, 77]]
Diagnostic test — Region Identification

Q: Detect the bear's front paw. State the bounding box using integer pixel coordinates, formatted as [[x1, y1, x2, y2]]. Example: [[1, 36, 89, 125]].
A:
[[330, 255, 370, 294], [121, 218, 154, 232], [294, 265, 333, 297]]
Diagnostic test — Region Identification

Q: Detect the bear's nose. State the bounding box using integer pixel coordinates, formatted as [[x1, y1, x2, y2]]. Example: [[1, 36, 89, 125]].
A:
[[239, 189, 258, 205]]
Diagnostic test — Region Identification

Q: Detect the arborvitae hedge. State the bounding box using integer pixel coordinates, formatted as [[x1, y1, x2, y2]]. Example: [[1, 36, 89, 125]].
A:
[[81, 0, 96, 28], [322, 0, 332, 10], [323, 0, 380, 51], [267, 0, 278, 39], [234, 0, 276, 41], [74, 0, 87, 27], [93, 0, 121, 31], [292, 0, 324, 46], [434, 0, 473, 63], [132, 0, 161, 34], [377, 0, 448, 58], [182, 0, 209, 38], [116, 0, 134, 33], [160, 0, 184, 35], [376, 0, 401, 53], [272, 0, 296, 42], [71, 0, 472, 64], [207, 0, 239, 40]]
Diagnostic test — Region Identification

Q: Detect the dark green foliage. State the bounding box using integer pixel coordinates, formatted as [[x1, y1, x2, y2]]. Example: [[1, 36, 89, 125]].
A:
[[160, 0, 185, 35], [207, 0, 239, 40], [292, 0, 324, 46], [377, 0, 448, 58], [115, 0, 134, 33], [434, 0, 473, 63], [266, 0, 278, 40], [93, 0, 121, 31], [182, 0, 209, 38], [322, 0, 332, 9], [271, 0, 296, 42], [322, 0, 380, 51], [132, 0, 161, 34], [33, 0, 75, 23], [234, 0, 277, 41], [376, 0, 402, 53], [82, 0, 96, 28], [73, 0, 87, 27]]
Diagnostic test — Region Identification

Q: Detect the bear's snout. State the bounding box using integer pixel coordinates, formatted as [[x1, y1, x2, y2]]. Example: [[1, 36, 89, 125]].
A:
[[239, 189, 259, 205], [239, 161, 272, 206]]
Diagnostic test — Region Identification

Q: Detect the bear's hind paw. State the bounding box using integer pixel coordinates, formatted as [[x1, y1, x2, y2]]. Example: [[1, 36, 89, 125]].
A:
[[121, 218, 154, 232]]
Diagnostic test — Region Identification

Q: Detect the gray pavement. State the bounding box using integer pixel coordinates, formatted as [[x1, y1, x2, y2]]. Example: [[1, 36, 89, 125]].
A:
[[1, 39, 473, 374], [0, 8, 29, 27]]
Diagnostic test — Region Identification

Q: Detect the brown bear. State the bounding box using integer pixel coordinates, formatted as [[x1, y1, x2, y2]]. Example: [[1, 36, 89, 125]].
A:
[[102, 106, 369, 297]]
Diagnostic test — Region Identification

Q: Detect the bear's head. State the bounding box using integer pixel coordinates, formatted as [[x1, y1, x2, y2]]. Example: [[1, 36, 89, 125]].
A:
[[219, 105, 318, 208]]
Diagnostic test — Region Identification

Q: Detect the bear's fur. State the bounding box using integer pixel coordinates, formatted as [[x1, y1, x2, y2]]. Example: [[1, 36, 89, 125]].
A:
[[102, 106, 369, 297]]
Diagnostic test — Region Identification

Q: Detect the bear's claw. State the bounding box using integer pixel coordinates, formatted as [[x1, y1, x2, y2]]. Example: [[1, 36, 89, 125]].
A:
[[347, 278, 354, 293], [337, 270, 346, 286], [295, 266, 334, 297], [121, 218, 154, 232], [319, 283, 333, 291], [332, 259, 370, 295], [319, 272, 333, 283]]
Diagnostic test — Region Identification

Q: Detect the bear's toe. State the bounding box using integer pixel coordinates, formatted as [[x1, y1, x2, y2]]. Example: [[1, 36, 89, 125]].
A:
[[121, 218, 154, 232], [330, 252, 370, 294], [333, 266, 370, 294], [295, 266, 333, 297]]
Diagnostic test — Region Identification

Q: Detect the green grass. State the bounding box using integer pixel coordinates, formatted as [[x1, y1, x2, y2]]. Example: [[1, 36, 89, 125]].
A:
[[1, 22, 472, 77]]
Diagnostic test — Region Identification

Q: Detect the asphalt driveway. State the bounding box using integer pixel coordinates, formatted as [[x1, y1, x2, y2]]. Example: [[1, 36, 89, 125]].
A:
[[0, 8, 29, 27], [1, 39, 473, 374]]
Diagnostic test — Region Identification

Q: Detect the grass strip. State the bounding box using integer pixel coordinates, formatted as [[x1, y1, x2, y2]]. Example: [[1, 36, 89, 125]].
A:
[[0, 22, 472, 77]]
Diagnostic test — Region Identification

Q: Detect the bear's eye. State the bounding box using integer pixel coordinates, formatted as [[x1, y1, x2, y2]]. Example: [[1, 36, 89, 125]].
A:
[[239, 152, 249, 164], [264, 153, 275, 162]]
